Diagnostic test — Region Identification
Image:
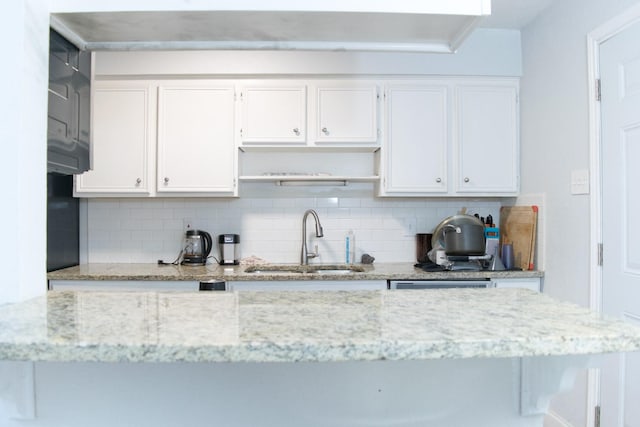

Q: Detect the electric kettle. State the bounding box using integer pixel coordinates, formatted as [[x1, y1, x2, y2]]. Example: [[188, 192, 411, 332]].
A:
[[182, 230, 212, 266]]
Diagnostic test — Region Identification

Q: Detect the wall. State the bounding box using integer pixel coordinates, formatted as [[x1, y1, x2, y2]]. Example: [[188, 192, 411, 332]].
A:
[[85, 196, 501, 264], [0, 0, 49, 304], [93, 29, 522, 77], [519, 0, 640, 425]]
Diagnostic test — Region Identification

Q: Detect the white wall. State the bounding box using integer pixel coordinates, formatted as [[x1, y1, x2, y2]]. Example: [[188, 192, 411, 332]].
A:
[[519, 0, 640, 425], [85, 196, 501, 264], [0, 0, 49, 304], [93, 29, 522, 77]]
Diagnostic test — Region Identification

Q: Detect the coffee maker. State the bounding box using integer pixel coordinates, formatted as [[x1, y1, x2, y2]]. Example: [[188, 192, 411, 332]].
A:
[[218, 234, 240, 265]]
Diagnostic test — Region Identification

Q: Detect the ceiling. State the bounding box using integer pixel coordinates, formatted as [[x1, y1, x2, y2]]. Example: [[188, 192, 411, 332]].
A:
[[51, 0, 555, 53], [480, 0, 555, 29]]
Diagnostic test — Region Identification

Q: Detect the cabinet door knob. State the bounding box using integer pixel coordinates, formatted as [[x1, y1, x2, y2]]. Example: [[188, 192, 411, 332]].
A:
[[436, 177, 442, 183], [321, 127, 329, 135], [164, 177, 169, 185], [293, 128, 300, 135], [464, 177, 470, 183], [136, 178, 142, 185]]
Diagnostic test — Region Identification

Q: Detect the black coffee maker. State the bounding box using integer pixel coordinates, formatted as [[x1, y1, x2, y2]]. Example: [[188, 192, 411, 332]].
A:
[[182, 230, 212, 265]]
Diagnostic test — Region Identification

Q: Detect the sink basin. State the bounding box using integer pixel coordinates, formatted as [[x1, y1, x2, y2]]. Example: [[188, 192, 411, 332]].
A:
[[244, 264, 365, 274]]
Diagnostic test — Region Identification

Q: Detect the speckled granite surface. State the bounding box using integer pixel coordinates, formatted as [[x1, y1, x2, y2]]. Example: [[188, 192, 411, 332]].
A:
[[0, 288, 638, 363], [47, 262, 544, 282]]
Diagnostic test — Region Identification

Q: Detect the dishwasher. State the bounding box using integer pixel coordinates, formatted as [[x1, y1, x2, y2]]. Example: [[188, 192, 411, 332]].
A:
[[388, 279, 492, 289]]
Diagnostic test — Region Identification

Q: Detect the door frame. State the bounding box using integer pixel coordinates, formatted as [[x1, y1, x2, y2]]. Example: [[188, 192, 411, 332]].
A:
[[586, 3, 640, 425]]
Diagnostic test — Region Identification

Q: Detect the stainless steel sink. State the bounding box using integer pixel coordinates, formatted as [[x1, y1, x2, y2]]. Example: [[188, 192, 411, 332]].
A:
[[244, 264, 365, 274]]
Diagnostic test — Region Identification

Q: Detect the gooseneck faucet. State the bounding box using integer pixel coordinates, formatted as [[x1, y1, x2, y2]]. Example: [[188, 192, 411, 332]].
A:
[[301, 209, 324, 265]]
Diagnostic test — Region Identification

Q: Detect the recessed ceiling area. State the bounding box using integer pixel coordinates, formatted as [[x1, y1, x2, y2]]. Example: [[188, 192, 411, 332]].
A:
[[50, 1, 556, 53], [51, 10, 486, 53]]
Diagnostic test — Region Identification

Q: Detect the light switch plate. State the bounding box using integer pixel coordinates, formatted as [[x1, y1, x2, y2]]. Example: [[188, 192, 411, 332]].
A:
[[571, 169, 589, 195]]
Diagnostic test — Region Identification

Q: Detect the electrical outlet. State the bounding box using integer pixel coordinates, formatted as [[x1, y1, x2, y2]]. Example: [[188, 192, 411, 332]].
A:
[[183, 218, 193, 230], [403, 217, 417, 237]]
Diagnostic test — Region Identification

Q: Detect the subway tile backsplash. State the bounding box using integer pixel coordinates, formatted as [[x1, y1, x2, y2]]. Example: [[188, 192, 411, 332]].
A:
[[85, 198, 501, 264]]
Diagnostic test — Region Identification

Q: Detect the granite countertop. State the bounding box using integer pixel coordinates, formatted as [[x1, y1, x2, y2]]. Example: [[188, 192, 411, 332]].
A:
[[47, 262, 544, 282], [0, 289, 638, 363]]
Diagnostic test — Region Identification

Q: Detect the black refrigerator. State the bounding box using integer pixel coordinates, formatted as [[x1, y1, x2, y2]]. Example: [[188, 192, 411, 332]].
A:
[[47, 173, 79, 272]]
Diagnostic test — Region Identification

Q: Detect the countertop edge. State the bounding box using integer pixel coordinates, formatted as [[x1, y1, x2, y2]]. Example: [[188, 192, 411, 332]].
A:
[[47, 262, 544, 282]]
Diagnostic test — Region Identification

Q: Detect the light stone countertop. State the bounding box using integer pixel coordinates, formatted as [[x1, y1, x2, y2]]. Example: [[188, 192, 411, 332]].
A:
[[47, 262, 544, 282], [0, 289, 638, 363]]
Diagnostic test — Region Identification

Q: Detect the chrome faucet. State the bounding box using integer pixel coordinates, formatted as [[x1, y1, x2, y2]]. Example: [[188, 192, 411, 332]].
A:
[[301, 209, 324, 265]]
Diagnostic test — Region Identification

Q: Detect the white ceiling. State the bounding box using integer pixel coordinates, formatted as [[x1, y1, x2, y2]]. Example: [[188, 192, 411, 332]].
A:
[[51, 0, 555, 53], [481, 0, 555, 29]]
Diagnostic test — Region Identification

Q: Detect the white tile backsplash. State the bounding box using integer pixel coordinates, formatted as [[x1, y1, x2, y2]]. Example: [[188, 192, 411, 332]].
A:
[[85, 197, 502, 264]]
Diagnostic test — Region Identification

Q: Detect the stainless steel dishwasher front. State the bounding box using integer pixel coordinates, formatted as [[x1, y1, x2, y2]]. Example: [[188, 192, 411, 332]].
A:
[[388, 279, 492, 289]]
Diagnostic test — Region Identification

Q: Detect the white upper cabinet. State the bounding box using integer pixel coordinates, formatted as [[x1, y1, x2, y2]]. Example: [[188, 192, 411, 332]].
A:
[[240, 85, 307, 144], [454, 82, 519, 194], [75, 81, 154, 196], [380, 83, 448, 195], [314, 85, 379, 144], [157, 82, 236, 194], [239, 81, 379, 148], [379, 78, 519, 197]]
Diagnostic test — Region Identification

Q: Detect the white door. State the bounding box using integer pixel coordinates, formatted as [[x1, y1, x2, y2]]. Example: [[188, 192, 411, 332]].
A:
[[454, 82, 519, 194], [240, 86, 306, 144], [76, 81, 153, 195], [382, 84, 448, 194], [600, 18, 640, 426], [157, 84, 236, 194], [314, 86, 378, 144]]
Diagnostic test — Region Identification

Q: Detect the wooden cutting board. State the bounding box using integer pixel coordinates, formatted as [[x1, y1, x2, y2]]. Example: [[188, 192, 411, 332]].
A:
[[499, 206, 538, 270]]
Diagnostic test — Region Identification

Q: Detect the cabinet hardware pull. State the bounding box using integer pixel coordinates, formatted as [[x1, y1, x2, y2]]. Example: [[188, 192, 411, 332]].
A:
[[136, 178, 142, 185], [164, 177, 169, 184], [293, 128, 300, 135], [321, 127, 329, 135], [464, 177, 470, 183], [436, 178, 442, 183]]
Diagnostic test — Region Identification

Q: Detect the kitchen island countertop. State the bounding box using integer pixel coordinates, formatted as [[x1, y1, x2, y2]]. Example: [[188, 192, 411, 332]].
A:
[[0, 288, 638, 363], [47, 262, 544, 282]]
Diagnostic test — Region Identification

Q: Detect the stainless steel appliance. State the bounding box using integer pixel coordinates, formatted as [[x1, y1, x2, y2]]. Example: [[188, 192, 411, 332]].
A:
[[388, 279, 491, 289], [48, 29, 91, 175], [182, 230, 212, 266], [218, 234, 240, 265], [429, 214, 490, 271]]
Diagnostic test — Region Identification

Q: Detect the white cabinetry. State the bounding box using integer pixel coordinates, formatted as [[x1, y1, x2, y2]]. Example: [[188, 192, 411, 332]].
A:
[[48, 280, 200, 291], [228, 280, 387, 291], [239, 81, 379, 148], [381, 84, 448, 194], [240, 85, 306, 144], [492, 278, 541, 292], [314, 86, 378, 144], [75, 81, 154, 196], [380, 78, 519, 197], [157, 83, 236, 194], [454, 82, 519, 194], [76, 80, 237, 197]]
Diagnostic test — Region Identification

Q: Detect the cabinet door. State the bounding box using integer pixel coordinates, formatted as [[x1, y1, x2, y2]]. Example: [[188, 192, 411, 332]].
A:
[[240, 86, 306, 144], [157, 84, 236, 194], [492, 278, 541, 292], [454, 83, 519, 194], [382, 85, 448, 194], [75, 81, 153, 195], [228, 280, 387, 291], [315, 86, 378, 143]]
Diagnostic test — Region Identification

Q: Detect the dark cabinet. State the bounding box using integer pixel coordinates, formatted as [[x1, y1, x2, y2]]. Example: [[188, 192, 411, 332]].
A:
[[47, 29, 91, 174]]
